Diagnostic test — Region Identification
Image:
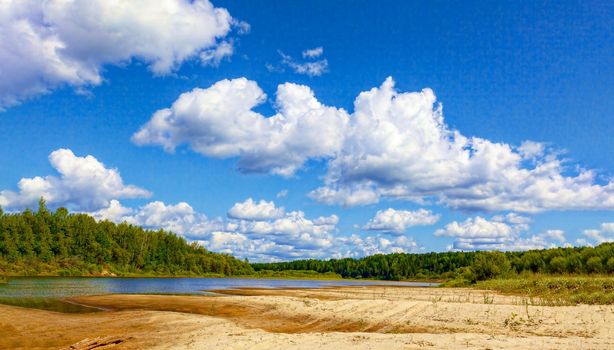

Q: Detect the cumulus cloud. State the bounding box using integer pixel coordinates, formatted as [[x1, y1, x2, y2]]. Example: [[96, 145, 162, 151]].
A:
[[332, 235, 420, 259], [436, 214, 565, 251], [132, 77, 349, 176], [92, 200, 224, 237], [363, 208, 440, 234], [312, 78, 614, 212], [0, 149, 150, 211], [0, 0, 241, 108], [436, 216, 517, 240], [582, 222, 614, 244], [90, 197, 422, 262], [227, 198, 284, 220], [133, 76, 614, 212], [90, 199, 134, 222], [542, 229, 566, 243], [199, 206, 423, 261], [124, 201, 224, 236]]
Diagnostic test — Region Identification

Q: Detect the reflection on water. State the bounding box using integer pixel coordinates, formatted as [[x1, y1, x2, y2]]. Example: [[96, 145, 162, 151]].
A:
[[0, 277, 438, 313]]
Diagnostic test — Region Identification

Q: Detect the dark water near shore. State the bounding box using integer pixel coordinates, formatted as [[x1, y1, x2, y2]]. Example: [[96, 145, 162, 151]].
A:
[[0, 277, 438, 313]]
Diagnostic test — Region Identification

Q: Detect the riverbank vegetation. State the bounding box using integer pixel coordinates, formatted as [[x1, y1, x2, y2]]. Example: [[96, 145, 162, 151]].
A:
[[252, 244, 613, 304], [252, 244, 614, 304], [475, 275, 614, 305], [252, 243, 614, 282], [0, 200, 253, 277]]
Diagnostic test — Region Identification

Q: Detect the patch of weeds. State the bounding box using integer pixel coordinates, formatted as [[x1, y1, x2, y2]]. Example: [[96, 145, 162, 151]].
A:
[[482, 293, 494, 304]]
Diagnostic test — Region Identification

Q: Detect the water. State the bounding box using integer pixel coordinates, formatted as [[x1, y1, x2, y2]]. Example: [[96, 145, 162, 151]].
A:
[[0, 277, 438, 312], [0, 276, 438, 298]]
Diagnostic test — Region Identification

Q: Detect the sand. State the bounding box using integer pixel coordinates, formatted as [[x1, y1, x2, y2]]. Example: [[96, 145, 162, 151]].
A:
[[0, 286, 612, 349]]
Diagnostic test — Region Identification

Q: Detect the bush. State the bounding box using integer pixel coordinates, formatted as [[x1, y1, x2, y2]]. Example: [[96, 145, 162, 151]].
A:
[[548, 256, 566, 273], [471, 251, 511, 281], [586, 256, 603, 273]]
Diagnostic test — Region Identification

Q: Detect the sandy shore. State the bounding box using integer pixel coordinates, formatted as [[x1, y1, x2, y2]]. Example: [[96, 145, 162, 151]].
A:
[[0, 286, 612, 349]]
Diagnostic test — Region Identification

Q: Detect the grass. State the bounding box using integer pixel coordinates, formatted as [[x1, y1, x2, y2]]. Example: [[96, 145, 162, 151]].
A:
[[474, 275, 614, 305]]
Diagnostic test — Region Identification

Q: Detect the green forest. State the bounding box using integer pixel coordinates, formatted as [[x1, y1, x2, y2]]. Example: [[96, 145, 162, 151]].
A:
[[252, 243, 614, 283], [0, 199, 254, 276]]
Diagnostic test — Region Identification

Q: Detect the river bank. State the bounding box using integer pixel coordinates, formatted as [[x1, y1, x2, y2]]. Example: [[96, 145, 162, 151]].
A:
[[1, 285, 612, 349]]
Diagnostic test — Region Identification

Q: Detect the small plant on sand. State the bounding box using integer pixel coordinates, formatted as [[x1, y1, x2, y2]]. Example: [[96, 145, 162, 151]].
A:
[[464, 318, 479, 325], [482, 293, 494, 304], [503, 312, 521, 329]]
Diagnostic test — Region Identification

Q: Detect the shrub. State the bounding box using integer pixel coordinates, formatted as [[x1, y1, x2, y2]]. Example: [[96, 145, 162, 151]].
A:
[[586, 256, 603, 273], [471, 251, 511, 281]]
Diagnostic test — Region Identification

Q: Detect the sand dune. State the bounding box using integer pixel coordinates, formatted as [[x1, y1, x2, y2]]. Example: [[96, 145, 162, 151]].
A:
[[0, 286, 612, 349]]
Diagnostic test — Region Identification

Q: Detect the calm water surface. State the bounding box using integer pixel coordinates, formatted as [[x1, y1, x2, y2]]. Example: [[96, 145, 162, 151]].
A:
[[0, 277, 437, 299]]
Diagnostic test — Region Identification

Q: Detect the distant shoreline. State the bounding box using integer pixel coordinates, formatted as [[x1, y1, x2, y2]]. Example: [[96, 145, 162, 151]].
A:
[[0, 273, 442, 284]]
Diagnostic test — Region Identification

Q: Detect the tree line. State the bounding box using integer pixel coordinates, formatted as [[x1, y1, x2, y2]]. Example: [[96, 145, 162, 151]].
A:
[[2, 198, 613, 281], [252, 243, 614, 281], [0, 199, 254, 276]]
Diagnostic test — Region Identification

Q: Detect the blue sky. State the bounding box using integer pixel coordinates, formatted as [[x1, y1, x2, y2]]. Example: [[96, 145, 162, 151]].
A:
[[0, 0, 613, 261]]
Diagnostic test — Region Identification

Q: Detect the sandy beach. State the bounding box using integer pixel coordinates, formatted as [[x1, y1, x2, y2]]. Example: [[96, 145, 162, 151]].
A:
[[1, 286, 612, 349]]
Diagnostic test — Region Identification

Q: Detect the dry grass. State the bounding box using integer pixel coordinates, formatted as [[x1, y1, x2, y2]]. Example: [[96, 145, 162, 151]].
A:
[[475, 275, 614, 305]]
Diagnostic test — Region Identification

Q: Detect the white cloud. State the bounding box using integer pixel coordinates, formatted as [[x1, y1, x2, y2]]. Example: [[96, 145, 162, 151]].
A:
[[583, 222, 614, 244], [542, 229, 566, 243], [89, 198, 422, 262], [280, 51, 328, 76], [575, 238, 593, 247], [0, 149, 150, 211], [363, 208, 439, 234], [276, 189, 288, 198], [435, 216, 517, 239], [312, 78, 614, 212], [236, 210, 338, 250], [132, 77, 614, 213], [332, 235, 420, 259], [200, 40, 233, 67], [92, 200, 224, 238], [436, 215, 565, 251], [232, 19, 251, 34], [0, 0, 241, 108], [302, 47, 323, 59], [518, 140, 545, 159], [132, 77, 349, 176], [198, 207, 422, 261], [269, 49, 328, 77], [124, 201, 223, 236], [90, 199, 134, 222], [227, 198, 284, 220]]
